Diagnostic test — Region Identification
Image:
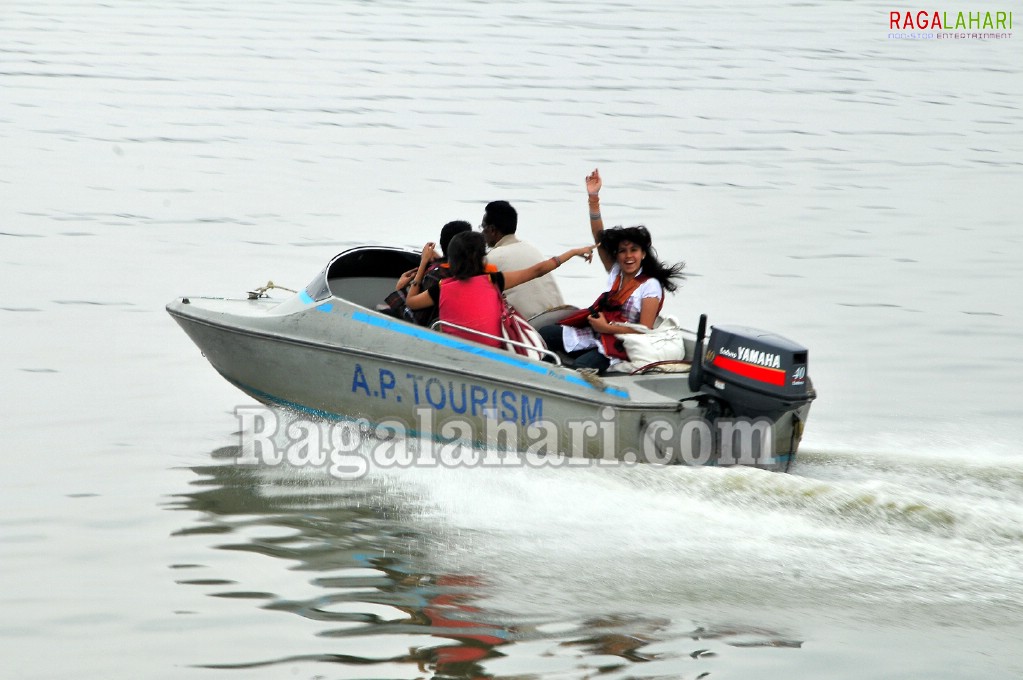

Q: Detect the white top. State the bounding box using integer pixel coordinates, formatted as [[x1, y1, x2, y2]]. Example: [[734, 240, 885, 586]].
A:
[[562, 263, 664, 365], [485, 234, 565, 319]]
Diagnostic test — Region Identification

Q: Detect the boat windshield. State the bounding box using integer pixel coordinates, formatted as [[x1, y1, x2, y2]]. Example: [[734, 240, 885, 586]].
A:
[[302, 265, 331, 302], [314, 246, 420, 308]]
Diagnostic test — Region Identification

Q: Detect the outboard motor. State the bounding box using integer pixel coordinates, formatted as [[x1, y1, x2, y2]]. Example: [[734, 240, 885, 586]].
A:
[[695, 323, 814, 417]]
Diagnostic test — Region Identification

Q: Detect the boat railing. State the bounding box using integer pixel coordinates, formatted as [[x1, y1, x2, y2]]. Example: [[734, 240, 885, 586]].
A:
[[430, 320, 562, 366]]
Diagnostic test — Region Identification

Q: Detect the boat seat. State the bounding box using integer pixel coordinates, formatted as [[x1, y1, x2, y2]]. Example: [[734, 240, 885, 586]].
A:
[[330, 276, 401, 310], [525, 305, 580, 329]]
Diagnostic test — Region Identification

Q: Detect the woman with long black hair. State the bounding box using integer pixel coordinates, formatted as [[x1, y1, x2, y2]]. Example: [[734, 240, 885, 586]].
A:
[[539, 168, 686, 372]]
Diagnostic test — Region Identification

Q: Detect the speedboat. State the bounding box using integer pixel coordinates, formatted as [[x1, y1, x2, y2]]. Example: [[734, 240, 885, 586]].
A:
[[166, 246, 816, 471]]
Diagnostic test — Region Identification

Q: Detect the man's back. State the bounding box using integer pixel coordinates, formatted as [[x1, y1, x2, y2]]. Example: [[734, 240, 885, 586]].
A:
[[486, 234, 565, 318]]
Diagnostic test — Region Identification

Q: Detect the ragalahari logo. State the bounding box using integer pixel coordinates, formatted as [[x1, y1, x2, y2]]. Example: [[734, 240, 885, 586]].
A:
[[888, 9, 1013, 39]]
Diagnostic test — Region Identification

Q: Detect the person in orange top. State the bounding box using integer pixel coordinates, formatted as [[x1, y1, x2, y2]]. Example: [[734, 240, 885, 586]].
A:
[[389, 220, 474, 325], [405, 231, 595, 347]]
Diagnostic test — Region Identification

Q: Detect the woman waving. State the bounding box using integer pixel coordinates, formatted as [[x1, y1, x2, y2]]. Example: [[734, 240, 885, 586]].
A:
[[539, 168, 686, 372]]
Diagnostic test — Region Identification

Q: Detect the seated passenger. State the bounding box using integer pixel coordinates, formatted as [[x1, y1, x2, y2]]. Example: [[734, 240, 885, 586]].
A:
[[404, 231, 595, 348], [387, 220, 473, 325], [480, 200, 566, 318], [539, 168, 685, 373]]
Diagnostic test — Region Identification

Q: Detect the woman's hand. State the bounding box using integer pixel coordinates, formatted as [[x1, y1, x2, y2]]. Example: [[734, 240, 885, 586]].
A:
[[587, 311, 617, 335], [420, 242, 437, 264], [587, 168, 612, 272], [396, 268, 417, 290], [573, 244, 596, 263]]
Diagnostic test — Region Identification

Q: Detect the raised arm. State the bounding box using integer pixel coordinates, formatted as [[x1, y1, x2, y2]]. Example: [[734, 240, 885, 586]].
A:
[[586, 168, 613, 272], [404, 242, 438, 310], [503, 245, 596, 291]]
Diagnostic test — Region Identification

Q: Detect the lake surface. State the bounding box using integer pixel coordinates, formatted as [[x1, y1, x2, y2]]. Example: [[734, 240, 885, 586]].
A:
[[2, 1, 1022, 678]]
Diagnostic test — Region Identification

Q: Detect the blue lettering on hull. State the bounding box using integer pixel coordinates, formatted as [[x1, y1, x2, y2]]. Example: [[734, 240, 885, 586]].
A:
[[348, 362, 542, 425]]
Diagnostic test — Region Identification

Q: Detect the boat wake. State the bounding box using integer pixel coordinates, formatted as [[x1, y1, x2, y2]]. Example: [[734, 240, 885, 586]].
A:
[[231, 408, 1023, 629], [668, 449, 1023, 546]]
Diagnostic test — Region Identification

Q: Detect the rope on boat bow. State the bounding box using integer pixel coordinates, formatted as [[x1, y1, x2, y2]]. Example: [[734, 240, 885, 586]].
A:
[[247, 280, 298, 299], [575, 368, 608, 390]]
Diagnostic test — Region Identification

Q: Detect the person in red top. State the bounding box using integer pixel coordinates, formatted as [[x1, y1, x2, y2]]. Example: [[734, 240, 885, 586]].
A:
[[404, 231, 595, 347]]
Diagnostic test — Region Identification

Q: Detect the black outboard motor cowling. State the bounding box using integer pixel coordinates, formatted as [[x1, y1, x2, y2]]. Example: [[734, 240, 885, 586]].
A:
[[698, 325, 813, 415]]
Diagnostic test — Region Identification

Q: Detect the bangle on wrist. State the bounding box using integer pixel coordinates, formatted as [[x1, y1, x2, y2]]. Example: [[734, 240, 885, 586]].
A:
[[589, 211, 601, 220], [551, 255, 561, 267]]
